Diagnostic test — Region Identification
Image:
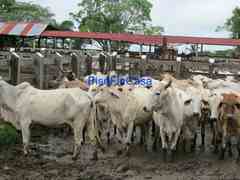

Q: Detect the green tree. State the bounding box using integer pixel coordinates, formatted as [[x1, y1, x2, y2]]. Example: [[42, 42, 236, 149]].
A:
[[50, 20, 75, 31], [0, 0, 54, 22], [70, 0, 153, 50], [71, 0, 152, 33], [144, 24, 164, 35], [217, 7, 240, 39]]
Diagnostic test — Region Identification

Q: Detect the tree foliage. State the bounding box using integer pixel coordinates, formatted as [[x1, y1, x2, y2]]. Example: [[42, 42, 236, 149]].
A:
[[144, 24, 164, 35], [51, 20, 75, 31], [218, 7, 240, 39], [70, 0, 153, 33], [0, 0, 54, 22]]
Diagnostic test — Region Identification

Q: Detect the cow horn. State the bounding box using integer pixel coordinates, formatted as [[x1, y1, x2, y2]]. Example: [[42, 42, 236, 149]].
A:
[[164, 80, 172, 90]]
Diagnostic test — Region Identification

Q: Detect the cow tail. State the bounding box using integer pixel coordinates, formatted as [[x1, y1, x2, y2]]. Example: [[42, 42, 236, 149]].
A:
[[89, 100, 104, 151]]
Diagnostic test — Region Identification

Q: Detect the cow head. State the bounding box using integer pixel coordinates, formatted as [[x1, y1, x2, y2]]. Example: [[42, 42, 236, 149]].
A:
[[94, 87, 121, 105], [144, 80, 172, 113], [218, 93, 240, 121], [208, 92, 223, 122]]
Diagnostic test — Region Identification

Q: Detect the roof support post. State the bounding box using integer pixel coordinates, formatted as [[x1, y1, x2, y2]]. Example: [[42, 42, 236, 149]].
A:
[[107, 40, 112, 73], [62, 38, 65, 49], [195, 44, 199, 61], [53, 38, 57, 49], [45, 38, 48, 48], [38, 38, 41, 48], [140, 44, 143, 55]]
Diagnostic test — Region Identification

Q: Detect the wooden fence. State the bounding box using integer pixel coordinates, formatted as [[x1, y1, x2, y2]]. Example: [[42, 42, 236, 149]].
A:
[[0, 50, 239, 89]]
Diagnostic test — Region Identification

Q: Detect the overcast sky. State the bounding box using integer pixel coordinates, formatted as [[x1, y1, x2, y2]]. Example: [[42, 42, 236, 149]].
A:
[[20, 0, 240, 51]]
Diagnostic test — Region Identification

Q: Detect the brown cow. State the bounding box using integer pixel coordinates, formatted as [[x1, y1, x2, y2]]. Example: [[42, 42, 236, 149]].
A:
[[217, 93, 240, 161]]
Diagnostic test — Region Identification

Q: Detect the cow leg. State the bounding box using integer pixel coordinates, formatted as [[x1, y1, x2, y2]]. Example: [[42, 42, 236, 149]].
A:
[[72, 126, 83, 160], [219, 135, 229, 160], [114, 125, 117, 135], [140, 125, 145, 145], [72, 115, 86, 161], [152, 126, 159, 152], [106, 119, 112, 145], [160, 128, 167, 162], [20, 119, 31, 155], [170, 129, 181, 162], [151, 120, 156, 137], [237, 136, 240, 162], [211, 121, 219, 153], [131, 125, 136, 143], [227, 139, 233, 157], [143, 123, 149, 151], [191, 132, 197, 152], [125, 121, 134, 154], [201, 122, 205, 149]]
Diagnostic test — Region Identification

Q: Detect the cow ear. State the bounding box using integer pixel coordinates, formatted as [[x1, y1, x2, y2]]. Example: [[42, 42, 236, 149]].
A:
[[164, 80, 172, 90], [184, 99, 192, 105]]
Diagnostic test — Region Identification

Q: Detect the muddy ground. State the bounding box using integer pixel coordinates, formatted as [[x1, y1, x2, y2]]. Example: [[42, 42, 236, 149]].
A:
[[0, 125, 240, 180]]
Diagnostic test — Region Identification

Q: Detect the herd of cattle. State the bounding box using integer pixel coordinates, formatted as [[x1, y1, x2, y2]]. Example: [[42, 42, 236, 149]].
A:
[[0, 70, 240, 163]]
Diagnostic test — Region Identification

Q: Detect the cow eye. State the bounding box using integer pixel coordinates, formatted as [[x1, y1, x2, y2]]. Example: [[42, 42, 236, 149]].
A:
[[155, 92, 160, 96], [110, 92, 119, 98], [184, 99, 192, 105]]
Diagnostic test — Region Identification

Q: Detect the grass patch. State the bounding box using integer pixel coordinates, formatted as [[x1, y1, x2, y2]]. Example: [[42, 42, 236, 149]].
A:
[[0, 121, 19, 146]]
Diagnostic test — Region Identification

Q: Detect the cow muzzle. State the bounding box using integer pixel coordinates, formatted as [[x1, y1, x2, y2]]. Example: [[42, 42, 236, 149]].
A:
[[193, 112, 200, 118]]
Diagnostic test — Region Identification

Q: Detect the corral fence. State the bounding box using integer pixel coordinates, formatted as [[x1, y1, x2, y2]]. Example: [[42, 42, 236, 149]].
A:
[[0, 49, 240, 89]]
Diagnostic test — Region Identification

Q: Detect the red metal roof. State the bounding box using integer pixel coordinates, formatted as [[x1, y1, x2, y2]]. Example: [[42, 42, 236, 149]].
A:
[[1, 21, 239, 46], [41, 31, 240, 46], [41, 31, 163, 45], [164, 35, 240, 46], [0, 21, 48, 36]]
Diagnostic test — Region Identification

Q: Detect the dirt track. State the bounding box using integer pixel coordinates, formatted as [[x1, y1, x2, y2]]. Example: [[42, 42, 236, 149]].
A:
[[0, 126, 240, 180]]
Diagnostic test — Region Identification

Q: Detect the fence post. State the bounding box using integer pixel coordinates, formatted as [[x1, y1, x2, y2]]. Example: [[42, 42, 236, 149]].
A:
[[10, 52, 21, 85], [176, 57, 182, 78], [71, 52, 80, 79], [209, 58, 215, 78], [55, 52, 63, 79], [34, 52, 45, 89]]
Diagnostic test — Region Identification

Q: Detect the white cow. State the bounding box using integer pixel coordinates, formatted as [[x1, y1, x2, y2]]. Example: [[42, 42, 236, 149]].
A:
[[145, 81, 194, 161], [0, 79, 103, 160], [94, 86, 153, 152]]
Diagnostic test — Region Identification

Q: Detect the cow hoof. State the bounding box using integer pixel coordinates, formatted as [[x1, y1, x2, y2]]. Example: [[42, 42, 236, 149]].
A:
[[200, 145, 205, 152], [116, 150, 123, 156], [169, 150, 176, 163], [91, 151, 98, 161], [191, 146, 196, 153], [219, 150, 225, 160], [72, 156, 78, 161], [212, 146, 219, 154], [228, 151, 233, 157], [236, 157, 240, 164], [152, 145, 157, 152], [162, 149, 167, 162]]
